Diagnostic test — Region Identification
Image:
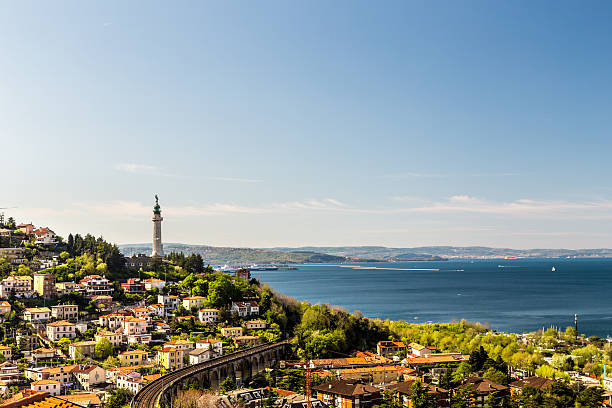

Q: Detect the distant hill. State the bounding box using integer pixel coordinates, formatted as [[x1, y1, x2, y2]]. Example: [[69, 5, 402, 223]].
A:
[[270, 245, 612, 259], [119, 243, 612, 264], [119, 243, 347, 265]]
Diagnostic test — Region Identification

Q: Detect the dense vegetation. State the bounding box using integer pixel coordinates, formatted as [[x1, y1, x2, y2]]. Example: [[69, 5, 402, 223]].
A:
[[119, 244, 347, 264]]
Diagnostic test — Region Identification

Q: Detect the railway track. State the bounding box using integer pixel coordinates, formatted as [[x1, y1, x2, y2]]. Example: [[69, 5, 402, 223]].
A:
[[131, 341, 288, 408]]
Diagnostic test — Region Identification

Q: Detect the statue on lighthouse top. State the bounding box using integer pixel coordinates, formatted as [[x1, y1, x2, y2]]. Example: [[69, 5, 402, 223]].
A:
[[152, 194, 164, 258]]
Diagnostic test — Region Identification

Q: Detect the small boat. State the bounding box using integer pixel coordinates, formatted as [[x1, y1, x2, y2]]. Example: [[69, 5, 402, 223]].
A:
[[552, 266, 556, 272]]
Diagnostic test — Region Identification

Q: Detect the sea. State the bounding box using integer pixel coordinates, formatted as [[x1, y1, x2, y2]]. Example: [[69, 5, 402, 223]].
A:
[[255, 258, 612, 338]]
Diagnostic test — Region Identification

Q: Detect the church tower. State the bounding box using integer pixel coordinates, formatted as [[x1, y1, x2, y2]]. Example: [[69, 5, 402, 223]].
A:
[[152, 195, 164, 258]]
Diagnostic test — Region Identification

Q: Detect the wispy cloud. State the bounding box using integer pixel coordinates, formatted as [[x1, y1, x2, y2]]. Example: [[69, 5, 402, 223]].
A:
[[207, 176, 262, 183], [383, 172, 445, 179], [114, 163, 171, 177], [68, 198, 348, 218]]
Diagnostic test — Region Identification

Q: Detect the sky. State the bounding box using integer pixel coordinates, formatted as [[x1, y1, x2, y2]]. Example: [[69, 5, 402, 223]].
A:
[[2, 1, 612, 249]]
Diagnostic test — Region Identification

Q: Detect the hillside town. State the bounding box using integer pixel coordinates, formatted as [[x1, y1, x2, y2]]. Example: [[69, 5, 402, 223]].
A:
[[0, 203, 612, 408]]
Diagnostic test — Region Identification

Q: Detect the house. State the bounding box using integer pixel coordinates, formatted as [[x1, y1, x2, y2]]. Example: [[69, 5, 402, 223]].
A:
[[72, 365, 106, 391], [0, 275, 33, 298], [182, 296, 207, 310], [121, 279, 145, 294], [125, 254, 152, 271], [55, 282, 86, 296], [129, 307, 153, 322], [0, 347, 11, 361], [337, 366, 402, 384], [198, 308, 220, 324], [31, 379, 61, 396], [79, 275, 113, 297], [117, 371, 144, 394], [69, 341, 97, 360], [0, 390, 48, 408], [33, 273, 56, 298], [195, 339, 223, 355], [23, 307, 51, 322], [314, 379, 382, 408], [231, 301, 259, 317], [34, 227, 57, 245], [408, 343, 437, 357], [189, 348, 218, 365], [233, 335, 260, 347], [127, 333, 152, 345], [245, 319, 267, 330], [163, 339, 195, 352], [91, 295, 113, 308], [509, 376, 554, 395], [158, 294, 180, 312], [116, 371, 160, 395], [143, 278, 166, 291], [17, 223, 35, 235], [377, 341, 407, 356], [221, 327, 243, 338], [386, 380, 450, 408], [455, 377, 509, 407], [118, 350, 149, 367], [0, 362, 20, 384], [156, 347, 184, 370], [30, 348, 66, 364], [25, 364, 78, 386], [147, 304, 165, 318], [99, 313, 129, 330], [0, 248, 28, 266], [46, 320, 77, 341], [0, 301, 11, 315], [58, 393, 102, 408], [51, 305, 79, 321], [121, 317, 147, 336], [94, 331, 123, 347]]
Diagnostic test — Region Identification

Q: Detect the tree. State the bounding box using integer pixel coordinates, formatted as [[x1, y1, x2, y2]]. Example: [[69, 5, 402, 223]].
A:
[[575, 386, 604, 408], [95, 337, 113, 359], [103, 356, 121, 368], [220, 375, 236, 393], [451, 387, 473, 408], [483, 367, 508, 386], [410, 381, 436, 408], [106, 389, 134, 408], [453, 362, 473, 381]]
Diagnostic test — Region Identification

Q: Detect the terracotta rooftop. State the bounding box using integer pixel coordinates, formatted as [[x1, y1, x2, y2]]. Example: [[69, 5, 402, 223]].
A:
[[313, 380, 380, 397]]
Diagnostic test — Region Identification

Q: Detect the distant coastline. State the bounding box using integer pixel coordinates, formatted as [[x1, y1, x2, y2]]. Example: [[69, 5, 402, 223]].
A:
[[119, 243, 612, 265]]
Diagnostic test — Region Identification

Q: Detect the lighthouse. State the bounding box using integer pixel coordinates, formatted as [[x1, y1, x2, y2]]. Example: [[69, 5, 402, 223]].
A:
[[152, 195, 164, 258]]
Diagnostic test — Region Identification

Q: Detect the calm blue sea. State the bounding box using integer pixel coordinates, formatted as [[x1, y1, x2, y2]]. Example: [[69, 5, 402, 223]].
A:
[[255, 259, 612, 338]]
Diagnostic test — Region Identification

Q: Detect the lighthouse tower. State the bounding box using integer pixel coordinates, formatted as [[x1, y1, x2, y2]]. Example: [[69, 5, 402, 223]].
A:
[[152, 195, 164, 258]]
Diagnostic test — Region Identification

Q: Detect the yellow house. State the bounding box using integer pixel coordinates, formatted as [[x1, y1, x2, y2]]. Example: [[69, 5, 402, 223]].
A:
[[118, 350, 149, 367], [0, 346, 12, 360], [182, 296, 207, 310], [220, 327, 243, 338], [156, 347, 184, 370]]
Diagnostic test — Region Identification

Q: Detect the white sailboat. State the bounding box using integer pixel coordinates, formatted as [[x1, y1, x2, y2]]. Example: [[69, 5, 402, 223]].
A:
[[551, 266, 556, 272]]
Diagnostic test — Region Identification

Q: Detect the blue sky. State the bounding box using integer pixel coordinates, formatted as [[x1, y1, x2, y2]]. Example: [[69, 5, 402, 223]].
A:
[[2, 1, 612, 248]]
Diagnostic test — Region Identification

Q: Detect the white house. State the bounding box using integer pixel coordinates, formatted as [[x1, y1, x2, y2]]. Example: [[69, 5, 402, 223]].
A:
[[195, 339, 223, 355], [46, 320, 77, 341], [231, 301, 259, 317], [31, 379, 60, 396], [121, 317, 147, 336], [198, 308, 220, 324], [23, 307, 51, 322], [189, 348, 217, 365], [95, 331, 123, 347], [143, 278, 166, 291], [34, 228, 57, 245]]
